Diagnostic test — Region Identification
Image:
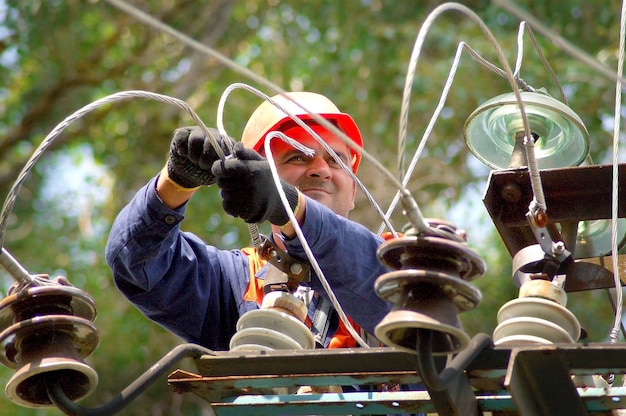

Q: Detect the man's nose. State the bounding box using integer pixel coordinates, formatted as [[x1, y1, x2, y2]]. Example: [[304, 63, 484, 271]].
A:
[[306, 156, 332, 179]]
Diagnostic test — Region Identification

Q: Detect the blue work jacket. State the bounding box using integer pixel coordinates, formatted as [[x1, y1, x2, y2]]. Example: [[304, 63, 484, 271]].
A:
[[105, 176, 392, 351]]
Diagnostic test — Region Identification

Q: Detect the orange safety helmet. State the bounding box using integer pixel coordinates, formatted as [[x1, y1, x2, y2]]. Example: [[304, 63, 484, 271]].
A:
[[241, 92, 363, 173]]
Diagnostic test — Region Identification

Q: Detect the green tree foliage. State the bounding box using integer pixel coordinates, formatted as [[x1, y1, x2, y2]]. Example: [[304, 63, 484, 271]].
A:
[[0, 0, 623, 414]]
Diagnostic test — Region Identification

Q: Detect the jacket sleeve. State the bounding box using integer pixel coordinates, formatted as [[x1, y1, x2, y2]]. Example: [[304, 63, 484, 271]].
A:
[[283, 197, 391, 335], [105, 176, 257, 350]]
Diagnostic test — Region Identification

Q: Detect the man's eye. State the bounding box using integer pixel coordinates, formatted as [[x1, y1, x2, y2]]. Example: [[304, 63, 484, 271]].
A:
[[329, 156, 349, 167], [288, 155, 306, 162]]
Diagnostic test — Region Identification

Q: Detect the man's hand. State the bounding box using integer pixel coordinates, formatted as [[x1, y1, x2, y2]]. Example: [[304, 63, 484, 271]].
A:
[[212, 143, 301, 225], [167, 126, 233, 189]]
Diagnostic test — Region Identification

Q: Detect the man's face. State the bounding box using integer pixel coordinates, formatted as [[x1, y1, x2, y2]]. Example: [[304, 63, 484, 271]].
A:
[[268, 125, 357, 218]]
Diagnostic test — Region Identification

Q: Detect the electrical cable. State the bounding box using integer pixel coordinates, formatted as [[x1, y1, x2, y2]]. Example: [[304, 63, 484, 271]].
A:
[[515, 22, 567, 104], [608, 0, 626, 346], [524, 137, 547, 213], [397, 2, 527, 185], [380, 41, 497, 236], [494, 0, 626, 89], [0, 90, 221, 286], [416, 331, 492, 392], [263, 132, 370, 348], [514, 20, 598, 172], [217, 83, 398, 238], [103, 0, 286, 100], [604, 288, 626, 340], [383, 3, 537, 236], [46, 343, 214, 416]]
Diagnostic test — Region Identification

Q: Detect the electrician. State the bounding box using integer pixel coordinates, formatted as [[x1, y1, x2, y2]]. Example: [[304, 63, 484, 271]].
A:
[[105, 91, 391, 352]]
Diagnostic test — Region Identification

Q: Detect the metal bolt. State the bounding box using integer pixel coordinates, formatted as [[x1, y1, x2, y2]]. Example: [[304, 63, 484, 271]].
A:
[[501, 182, 522, 203], [552, 241, 565, 256], [290, 263, 303, 275]]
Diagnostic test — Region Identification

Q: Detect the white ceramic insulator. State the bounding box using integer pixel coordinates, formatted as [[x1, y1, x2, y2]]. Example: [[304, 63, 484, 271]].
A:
[[493, 296, 581, 346], [230, 293, 314, 352]]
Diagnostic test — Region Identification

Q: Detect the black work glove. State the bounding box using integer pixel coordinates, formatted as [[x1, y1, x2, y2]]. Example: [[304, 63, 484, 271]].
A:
[[167, 126, 233, 188], [211, 142, 301, 225]]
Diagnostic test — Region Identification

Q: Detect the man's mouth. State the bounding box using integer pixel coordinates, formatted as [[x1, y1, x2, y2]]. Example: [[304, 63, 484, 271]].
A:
[[301, 187, 331, 196]]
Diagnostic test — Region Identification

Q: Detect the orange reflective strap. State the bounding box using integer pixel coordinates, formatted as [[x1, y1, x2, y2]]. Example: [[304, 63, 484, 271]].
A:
[[241, 247, 266, 304]]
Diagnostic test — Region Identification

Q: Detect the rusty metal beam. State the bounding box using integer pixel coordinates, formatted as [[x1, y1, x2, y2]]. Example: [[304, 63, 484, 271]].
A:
[[167, 343, 626, 415], [505, 347, 589, 415], [483, 164, 626, 256]]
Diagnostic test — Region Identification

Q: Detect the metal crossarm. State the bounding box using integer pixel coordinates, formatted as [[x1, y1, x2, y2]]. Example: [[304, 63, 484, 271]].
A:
[[167, 343, 626, 415]]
